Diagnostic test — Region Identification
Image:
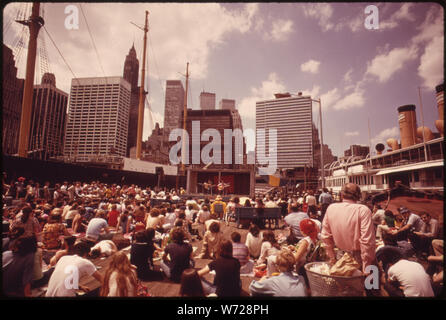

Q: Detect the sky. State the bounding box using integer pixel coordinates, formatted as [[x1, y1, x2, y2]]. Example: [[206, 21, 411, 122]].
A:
[[3, 2, 444, 159]]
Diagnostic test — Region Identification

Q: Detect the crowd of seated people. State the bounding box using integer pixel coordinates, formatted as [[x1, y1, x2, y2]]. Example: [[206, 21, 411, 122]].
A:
[[2, 176, 442, 298]]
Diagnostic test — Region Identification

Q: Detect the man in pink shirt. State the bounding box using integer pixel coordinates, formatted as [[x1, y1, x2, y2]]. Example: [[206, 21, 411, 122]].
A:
[[321, 183, 376, 274]]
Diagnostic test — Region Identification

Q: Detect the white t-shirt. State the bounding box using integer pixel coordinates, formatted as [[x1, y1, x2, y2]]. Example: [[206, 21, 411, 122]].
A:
[[305, 195, 317, 206], [90, 240, 115, 256], [86, 218, 108, 240], [164, 212, 177, 226], [46, 255, 97, 297], [245, 232, 263, 258], [62, 205, 71, 220], [185, 209, 197, 222], [296, 236, 315, 265], [258, 241, 279, 265], [387, 259, 434, 297], [197, 210, 210, 224], [372, 209, 386, 225]]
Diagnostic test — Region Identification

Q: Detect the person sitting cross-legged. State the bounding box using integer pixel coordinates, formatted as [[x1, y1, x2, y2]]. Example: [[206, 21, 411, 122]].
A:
[[197, 240, 241, 297], [159, 227, 194, 283]]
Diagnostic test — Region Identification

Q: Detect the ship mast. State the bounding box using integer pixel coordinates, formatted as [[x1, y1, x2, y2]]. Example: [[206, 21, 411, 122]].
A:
[[136, 10, 149, 160], [181, 62, 190, 173], [17, 2, 44, 158]]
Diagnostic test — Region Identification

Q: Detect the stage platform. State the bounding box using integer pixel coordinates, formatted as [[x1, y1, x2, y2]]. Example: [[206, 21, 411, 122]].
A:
[[186, 167, 255, 198]]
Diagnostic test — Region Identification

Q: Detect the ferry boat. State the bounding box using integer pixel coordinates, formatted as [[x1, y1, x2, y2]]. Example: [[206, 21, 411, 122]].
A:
[[325, 137, 444, 195], [325, 83, 444, 198]]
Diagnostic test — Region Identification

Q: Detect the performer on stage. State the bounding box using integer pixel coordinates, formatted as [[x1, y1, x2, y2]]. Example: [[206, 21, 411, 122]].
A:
[[217, 180, 230, 196], [203, 179, 214, 195]]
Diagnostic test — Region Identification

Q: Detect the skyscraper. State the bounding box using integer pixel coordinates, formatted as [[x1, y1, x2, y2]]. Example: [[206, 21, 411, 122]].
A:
[[28, 73, 68, 160], [200, 91, 216, 110], [256, 93, 313, 169], [123, 44, 140, 157], [219, 99, 236, 110], [64, 77, 131, 161], [163, 80, 185, 139], [344, 145, 370, 158], [2, 44, 24, 155], [181, 109, 246, 169]]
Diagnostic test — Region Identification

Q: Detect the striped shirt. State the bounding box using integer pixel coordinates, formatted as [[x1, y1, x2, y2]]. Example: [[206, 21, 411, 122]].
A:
[[232, 242, 249, 266]]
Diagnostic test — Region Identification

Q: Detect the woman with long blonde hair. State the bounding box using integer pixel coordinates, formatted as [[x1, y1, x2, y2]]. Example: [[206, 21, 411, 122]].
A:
[[100, 251, 138, 297]]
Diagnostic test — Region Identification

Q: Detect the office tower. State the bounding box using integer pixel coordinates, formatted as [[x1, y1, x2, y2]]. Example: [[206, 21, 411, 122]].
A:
[[199, 91, 216, 110], [344, 144, 370, 158], [28, 73, 68, 160], [313, 124, 336, 166], [123, 44, 140, 156], [163, 80, 185, 139], [2, 44, 25, 155], [181, 109, 246, 169], [64, 77, 131, 161], [256, 93, 313, 169], [219, 98, 236, 111]]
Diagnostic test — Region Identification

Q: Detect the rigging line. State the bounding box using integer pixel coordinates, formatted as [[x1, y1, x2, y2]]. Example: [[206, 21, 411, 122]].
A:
[[144, 38, 155, 132], [148, 30, 166, 104], [14, 27, 29, 70], [43, 25, 80, 86], [79, 3, 107, 78]]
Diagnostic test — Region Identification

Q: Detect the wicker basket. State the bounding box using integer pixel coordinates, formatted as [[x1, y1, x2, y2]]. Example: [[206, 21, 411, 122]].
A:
[[304, 262, 366, 297]]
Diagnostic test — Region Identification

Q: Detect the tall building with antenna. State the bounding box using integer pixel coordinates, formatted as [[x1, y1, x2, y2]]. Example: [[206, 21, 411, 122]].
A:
[[123, 44, 140, 157]]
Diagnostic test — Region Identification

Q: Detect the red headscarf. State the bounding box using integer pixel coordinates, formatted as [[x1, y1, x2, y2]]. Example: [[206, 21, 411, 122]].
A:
[[299, 218, 319, 243]]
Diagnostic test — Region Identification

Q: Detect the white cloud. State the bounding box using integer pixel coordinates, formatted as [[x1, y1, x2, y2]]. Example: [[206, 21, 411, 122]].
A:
[[301, 85, 321, 99], [266, 19, 294, 41], [346, 16, 363, 32], [238, 72, 287, 122], [379, 3, 416, 30], [371, 127, 400, 147], [392, 3, 416, 22], [333, 3, 416, 33], [332, 87, 365, 111], [365, 46, 418, 83], [418, 36, 444, 89], [410, 6, 444, 89], [319, 88, 341, 111], [343, 68, 354, 83], [412, 6, 443, 45], [303, 3, 334, 32], [345, 131, 359, 137], [4, 3, 260, 93], [4, 3, 261, 143], [300, 59, 321, 74]]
